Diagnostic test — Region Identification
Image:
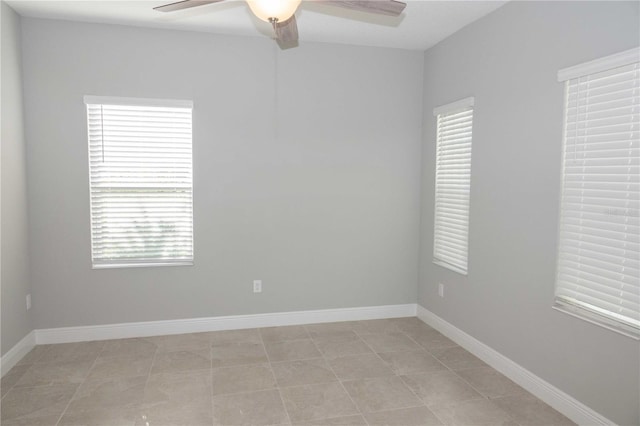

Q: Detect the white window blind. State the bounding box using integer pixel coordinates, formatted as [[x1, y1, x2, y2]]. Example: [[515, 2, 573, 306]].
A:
[[85, 96, 194, 268], [555, 48, 640, 337], [433, 97, 474, 275]]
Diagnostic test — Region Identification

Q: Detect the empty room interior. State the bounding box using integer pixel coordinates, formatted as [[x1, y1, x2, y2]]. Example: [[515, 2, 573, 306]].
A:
[[1, 0, 638, 425]]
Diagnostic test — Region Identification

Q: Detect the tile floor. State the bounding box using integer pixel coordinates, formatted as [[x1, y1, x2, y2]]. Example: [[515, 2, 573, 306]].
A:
[[1, 317, 575, 426]]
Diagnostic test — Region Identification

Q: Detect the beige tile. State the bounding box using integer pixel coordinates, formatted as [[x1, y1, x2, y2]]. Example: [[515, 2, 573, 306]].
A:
[[136, 400, 212, 426], [36, 341, 105, 364], [352, 319, 402, 334], [264, 339, 321, 362], [2, 324, 574, 426], [401, 370, 483, 406], [292, 415, 367, 425], [210, 328, 262, 346], [15, 346, 50, 365], [15, 360, 93, 387], [305, 322, 358, 338], [364, 406, 443, 426], [88, 354, 153, 380], [280, 382, 359, 422], [430, 346, 487, 370], [59, 406, 139, 426], [342, 376, 422, 413], [144, 332, 211, 352], [143, 370, 213, 406], [312, 334, 373, 359], [378, 350, 446, 375], [211, 363, 276, 396], [1, 364, 31, 398], [492, 394, 576, 426], [150, 349, 211, 375], [67, 376, 146, 411], [328, 353, 394, 380], [428, 399, 518, 426], [3, 415, 70, 426], [1, 383, 77, 424], [100, 338, 158, 359], [405, 329, 458, 352], [359, 332, 421, 353], [212, 389, 289, 425], [261, 325, 310, 342], [272, 358, 337, 387], [211, 342, 268, 368], [390, 317, 431, 332], [455, 367, 526, 398]]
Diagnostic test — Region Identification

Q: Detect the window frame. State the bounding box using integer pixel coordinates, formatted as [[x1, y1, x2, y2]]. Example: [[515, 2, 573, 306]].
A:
[[432, 96, 475, 276], [85, 95, 195, 269], [553, 48, 640, 339]]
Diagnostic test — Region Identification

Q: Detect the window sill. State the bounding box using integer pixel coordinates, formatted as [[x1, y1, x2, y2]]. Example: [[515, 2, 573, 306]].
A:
[[552, 301, 639, 341], [92, 262, 194, 269], [433, 259, 467, 276]]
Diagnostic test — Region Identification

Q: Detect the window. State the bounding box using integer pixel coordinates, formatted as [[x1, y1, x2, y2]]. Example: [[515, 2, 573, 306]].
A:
[[433, 97, 474, 275], [555, 48, 639, 338], [85, 96, 194, 268]]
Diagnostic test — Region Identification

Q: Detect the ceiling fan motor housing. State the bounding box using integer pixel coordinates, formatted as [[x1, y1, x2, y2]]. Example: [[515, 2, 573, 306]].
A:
[[247, 0, 302, 23]]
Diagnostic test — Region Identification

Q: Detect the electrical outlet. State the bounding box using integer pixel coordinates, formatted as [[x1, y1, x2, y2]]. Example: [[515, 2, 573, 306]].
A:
[[26, 294, 32, 310], [438, 283, 444, 298], [253, 280, 262, 293]]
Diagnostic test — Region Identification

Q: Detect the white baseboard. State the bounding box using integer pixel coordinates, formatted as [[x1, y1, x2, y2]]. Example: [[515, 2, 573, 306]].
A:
[[417, 305, 614, 426], [1, 331, 36, 377], [35, 303, 417, 345]]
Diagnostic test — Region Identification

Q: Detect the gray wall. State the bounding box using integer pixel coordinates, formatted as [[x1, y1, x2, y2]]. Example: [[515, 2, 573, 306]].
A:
[[1, 2, 32, 357], [20, 18, 423, 329], [418, 2, 639, 425]]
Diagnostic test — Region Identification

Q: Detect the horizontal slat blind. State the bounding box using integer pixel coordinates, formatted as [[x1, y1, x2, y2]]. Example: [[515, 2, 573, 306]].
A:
[[555, 60, 639, 335], [433, 101, 473, 275], [86, 100, 193, 267]]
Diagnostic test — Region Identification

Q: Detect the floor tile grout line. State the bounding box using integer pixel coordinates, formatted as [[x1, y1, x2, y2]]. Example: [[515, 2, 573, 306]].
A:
[[211, 361, 271, 372], [366, 322, 451, 425], [444, 367, 525, 425], [211, 385, 282, 399], [260, 324, 312, 346], [148, 365, 212, 376], [3, 320, 556, 426], [268, 355, 328, 366], [53, 346, 104, 426], [396, 328, 453, 373], [137, 345, 160, 426], [259, 328, 294, 426], [390, 320, 527, 425], [417, 334, 503, 403], [0, 365, 30, 400], [395, 323, 493, 423], [306, 324, 369, 425], [210, 340, 215, 426], [448, 364, 529, 402], [356, 327, 431, 414], [397, 321, 524, 425], [277, 377, 341, 391], [383, 330, 447, 425], [397, 324, 460, 353]]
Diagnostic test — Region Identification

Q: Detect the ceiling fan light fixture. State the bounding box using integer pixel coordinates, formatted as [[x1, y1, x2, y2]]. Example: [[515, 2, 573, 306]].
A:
[[247, 0, 301, 23]]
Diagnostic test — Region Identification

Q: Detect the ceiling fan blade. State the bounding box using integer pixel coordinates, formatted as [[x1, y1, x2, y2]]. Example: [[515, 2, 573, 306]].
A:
[[274, 15, 299, 45], [153, 0, 225, 13], [312, 0, 406, 16]]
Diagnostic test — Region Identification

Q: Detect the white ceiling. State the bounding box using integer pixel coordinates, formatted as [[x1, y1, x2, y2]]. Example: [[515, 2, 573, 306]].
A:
[[6, 0, 507, 50]]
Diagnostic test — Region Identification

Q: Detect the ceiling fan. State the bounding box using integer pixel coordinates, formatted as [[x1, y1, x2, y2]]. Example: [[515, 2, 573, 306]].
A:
[[153, 0, 407, 47]]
